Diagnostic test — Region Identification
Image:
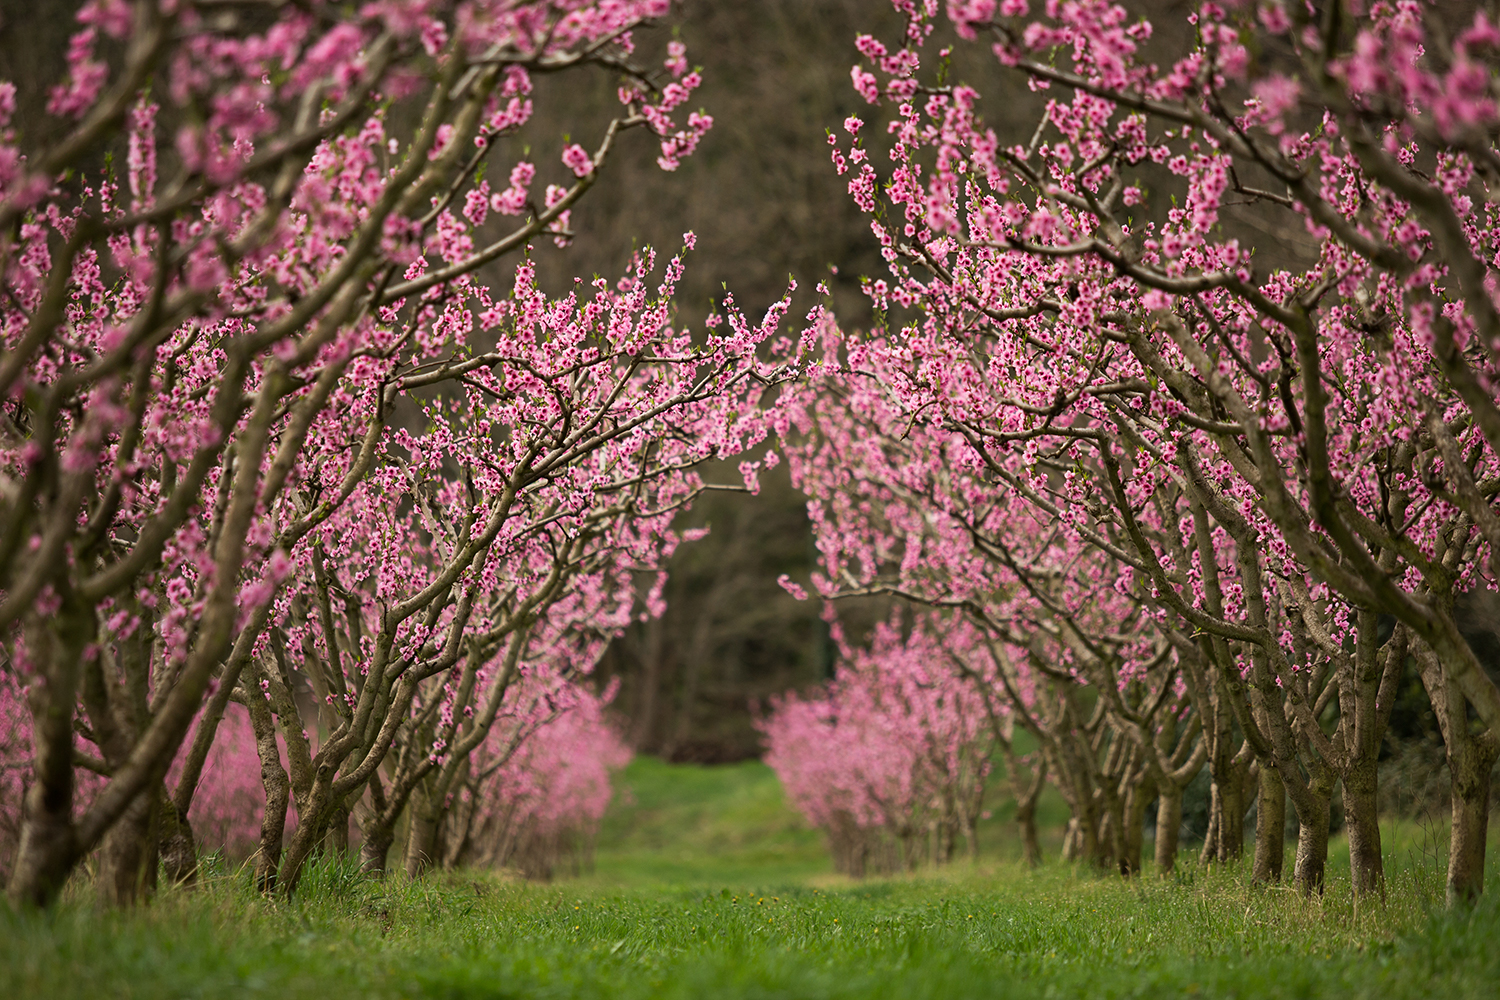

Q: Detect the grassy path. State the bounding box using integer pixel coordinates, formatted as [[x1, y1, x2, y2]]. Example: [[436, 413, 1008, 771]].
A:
[[4, 758, 1498, 999]]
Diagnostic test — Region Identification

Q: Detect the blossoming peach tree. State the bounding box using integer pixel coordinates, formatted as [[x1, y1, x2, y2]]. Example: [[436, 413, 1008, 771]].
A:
[[760, 614, 997, 875], [447, 668, 633, 878], [0, 0, 787, 907], [776, 326, 1204, 877]]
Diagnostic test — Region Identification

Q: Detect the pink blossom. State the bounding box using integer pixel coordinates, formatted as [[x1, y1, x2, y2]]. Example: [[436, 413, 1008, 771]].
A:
[[561, 143, 594, 178]]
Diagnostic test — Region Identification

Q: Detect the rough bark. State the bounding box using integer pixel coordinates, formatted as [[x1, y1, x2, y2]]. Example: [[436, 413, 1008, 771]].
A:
[[96, 790, 159, 907], [1292, 785, 1332, 895], [1061, 798, 1102, 865], [1120, 772, 1154, 877], [1251, 765, 1285, 884], [6, 611, 91, 905], [404, 785, 442, 878], [246, 690, 290, 893], [360, 825, 396, 876], [1197, 670, 1251, 866], [1141, 700, 1207, 878], [1448, 755, 1493, 905], [1343, 755, 1384, 899], [325, 801, 350, 856], [1336, 611, 1404, 901], [158, 794, 198, 888], [1200, 757, 1248, 864], [7, 611, 89, 907], [1015, 759, 1046, 868], [355, 767, 397, 875], [1060, 818, 1081, 862], [1154, 789, 1183, 875], [275, 777, 330, 895], [1416, 642, 1500, 905], [1058, 741, 1103, 866], [166, 648, 251, 888]]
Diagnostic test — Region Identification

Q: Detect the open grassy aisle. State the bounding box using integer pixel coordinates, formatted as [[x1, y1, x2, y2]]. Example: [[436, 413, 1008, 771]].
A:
[[5, 758, 1498, 999], [589, 755, 1074, 884], [4, 856, 1499, 1000], [587, 756, 832, 884]]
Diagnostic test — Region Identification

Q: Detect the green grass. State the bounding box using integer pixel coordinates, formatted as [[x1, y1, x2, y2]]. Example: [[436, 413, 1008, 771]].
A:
[[590, 754, 1073, 882], [589, 756, 830, 884], [3, 759, 1499, 999]]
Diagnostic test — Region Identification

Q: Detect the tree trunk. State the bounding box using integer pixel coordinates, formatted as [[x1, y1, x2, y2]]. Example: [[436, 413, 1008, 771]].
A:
[[7, 613, 89, 907], [1199, 802, 1219, 867], [1061, 818, 1080, 862], [1448, 754, 1492, 905], [1060, 787, 1102, 865], [1018, 811, 1040, 868], [1251, 766, 1285, 885], [1012, 755, 1045, 867], [1414, 640, 1500, 906], [167, 648, 250, 888], [1097, 804, 1118, 871], [1198, 667, 1243, 867], [254, 780, 290, 893], [1343, 755, 1384, 900], [96, 790, 159, 907], [1154, 789, 1182, 875], [1338, 609, 1403, 902], [404, 807, 441, 878], [1292, 792, 1331, 895], [7, 814, 79, 909], [158, 795, 198, 888], [934, 815, 957, 866], [355, 771, 396, 876], [1075, 796, 1100, 866], [275, 804, 323, 895], [442, 786, 479, 870], [1201, 776, 1246, 864], [247, 693, 290, 894], [324, 801, 350, 857], [828, 813, 867, 877], [359, 818, 396, 876], [899, 829, 920, 872], [1121, 776, 1152, 877], [1222, 782, 1245, 859]]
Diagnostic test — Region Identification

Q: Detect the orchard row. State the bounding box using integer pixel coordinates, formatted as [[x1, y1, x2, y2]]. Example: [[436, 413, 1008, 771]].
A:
[[6, 0, 1500, 913], [766, 0, 1500, 906]]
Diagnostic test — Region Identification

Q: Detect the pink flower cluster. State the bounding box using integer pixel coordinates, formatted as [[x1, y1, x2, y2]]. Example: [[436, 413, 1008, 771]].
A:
[[760, 616, 994, 873], [458, 671, 632, 877]]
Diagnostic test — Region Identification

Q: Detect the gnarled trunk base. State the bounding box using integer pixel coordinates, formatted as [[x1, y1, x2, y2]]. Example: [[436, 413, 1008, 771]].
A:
[[360, 825, 396, 877], [1292, 795, 1331, 896], [7, 809, 81, 909], [159, 798, 198, 888], [1343, 760, 1384, 901], [97, 791, 159, 907], [1251, 766, 1284, 885], [1155, 791, 1182, 876], [1448, 748, 1495, 905], [404, 812, 440, 879]]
